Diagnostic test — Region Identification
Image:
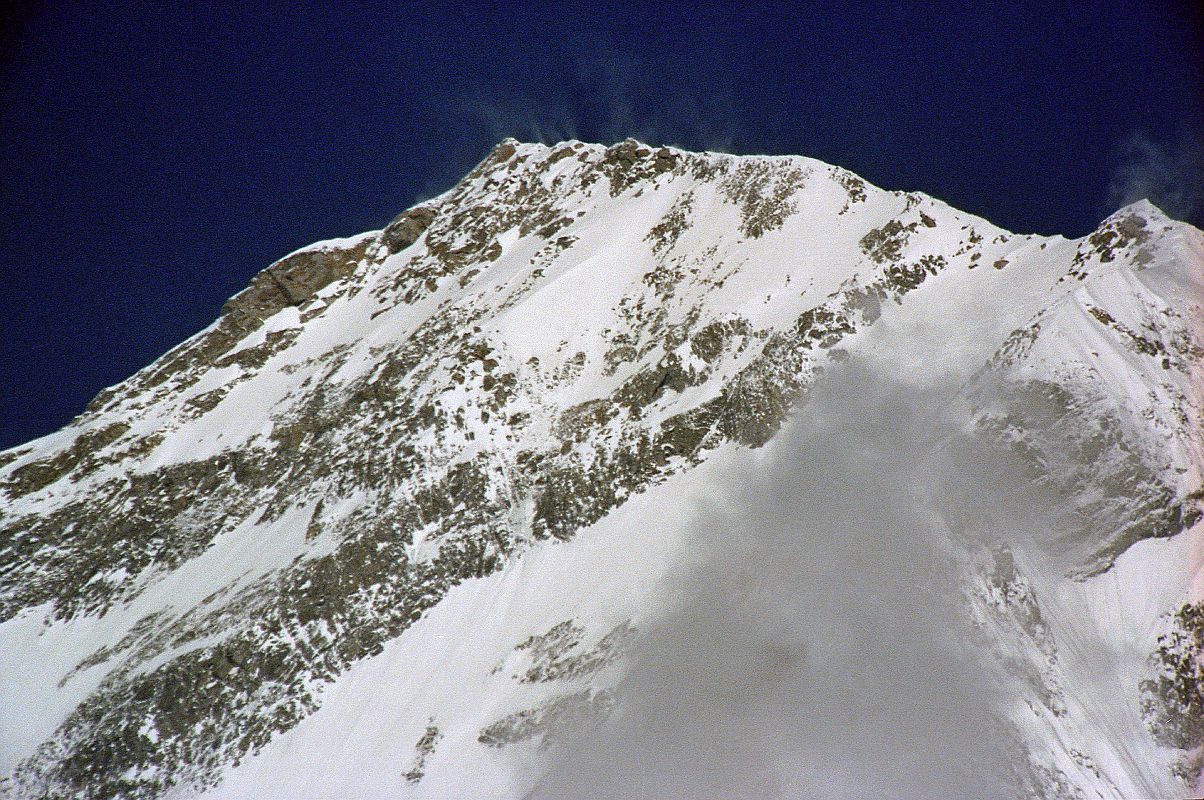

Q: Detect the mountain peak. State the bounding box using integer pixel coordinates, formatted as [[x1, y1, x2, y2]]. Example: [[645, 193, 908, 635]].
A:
[[1, 137, 1200, 800], [1104, 197, 1177, 227]]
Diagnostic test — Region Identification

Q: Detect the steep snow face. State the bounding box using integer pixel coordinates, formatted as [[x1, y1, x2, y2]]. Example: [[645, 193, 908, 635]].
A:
[[0, 139, 1201, 799]]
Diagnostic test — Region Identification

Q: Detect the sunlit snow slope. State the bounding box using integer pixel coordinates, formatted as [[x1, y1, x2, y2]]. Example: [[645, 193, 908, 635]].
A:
[[1, 139, 1202, 799]]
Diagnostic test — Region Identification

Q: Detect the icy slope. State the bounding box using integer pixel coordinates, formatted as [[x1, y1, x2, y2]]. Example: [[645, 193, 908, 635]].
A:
[[1, 139, 1201, 798]]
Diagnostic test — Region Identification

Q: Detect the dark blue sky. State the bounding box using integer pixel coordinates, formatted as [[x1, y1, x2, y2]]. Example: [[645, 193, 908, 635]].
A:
[[2, 1, 1201, 450]]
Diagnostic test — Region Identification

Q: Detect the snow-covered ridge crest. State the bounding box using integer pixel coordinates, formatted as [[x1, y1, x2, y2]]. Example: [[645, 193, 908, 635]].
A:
[[1, 138, 1202, 799]]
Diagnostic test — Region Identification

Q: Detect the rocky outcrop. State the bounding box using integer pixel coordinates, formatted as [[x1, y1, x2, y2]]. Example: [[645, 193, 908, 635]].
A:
[[380, 206, 437, 255], [1141, 602, 1204, 780], [221, 236, 374, 325]]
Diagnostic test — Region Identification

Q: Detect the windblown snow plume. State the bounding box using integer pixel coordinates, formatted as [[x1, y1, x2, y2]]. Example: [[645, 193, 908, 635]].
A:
[[529, 366, 1024, 800]]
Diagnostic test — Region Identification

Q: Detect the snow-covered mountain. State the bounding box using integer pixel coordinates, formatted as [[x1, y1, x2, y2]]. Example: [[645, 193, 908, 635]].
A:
[[1, 139, 1201, 799]]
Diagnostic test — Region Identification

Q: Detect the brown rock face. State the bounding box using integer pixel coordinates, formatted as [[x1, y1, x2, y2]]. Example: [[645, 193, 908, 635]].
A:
[[381, 206, 437, 254], [221, 238, 373, 326]]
